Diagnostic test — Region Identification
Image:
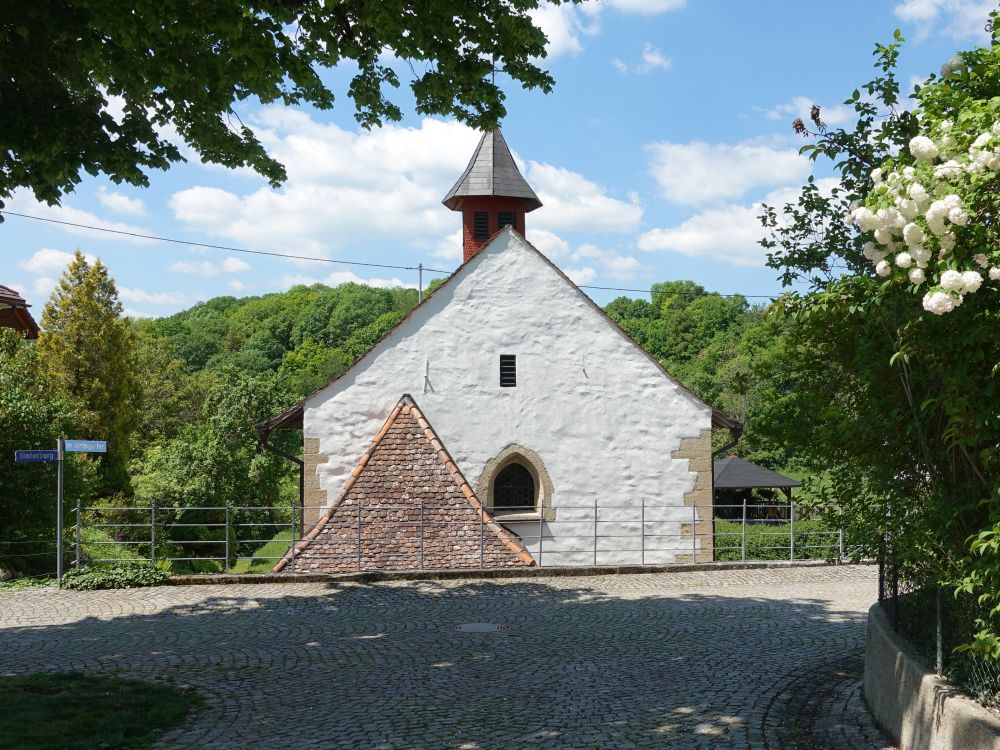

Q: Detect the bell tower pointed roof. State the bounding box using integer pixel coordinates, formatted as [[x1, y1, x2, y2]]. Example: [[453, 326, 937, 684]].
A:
[[442, 130, 542, 212]]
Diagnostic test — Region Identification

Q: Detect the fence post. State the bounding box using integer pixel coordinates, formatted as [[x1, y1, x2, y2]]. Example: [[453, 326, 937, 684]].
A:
[[150, 499, 157, 565], [838, 528, 845, 563], [56, 437, 64, 588], [356, 498, 362, 571], [593, 497, 598, 567], [537, 510, 544, 568], [692, 500, 697, 562], [291, 503, 298, 574], [419, 504, 425, 570], [74, 499, 82, 569], [789, 502, 795, 561], [224, 504, 230, 574], [741, 498, 747, 562], [479, 507, 484, 568], [640, 497, 645, 567], [936, 585, 944, 676]]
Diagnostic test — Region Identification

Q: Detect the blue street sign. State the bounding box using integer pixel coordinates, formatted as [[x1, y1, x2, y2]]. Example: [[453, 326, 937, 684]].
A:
[[14, 450, 59, 463], [64, 440, 107, 453]]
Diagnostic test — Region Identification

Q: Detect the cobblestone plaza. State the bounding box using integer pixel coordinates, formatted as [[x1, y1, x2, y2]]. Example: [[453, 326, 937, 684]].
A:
[[0, 566, 893, 749]]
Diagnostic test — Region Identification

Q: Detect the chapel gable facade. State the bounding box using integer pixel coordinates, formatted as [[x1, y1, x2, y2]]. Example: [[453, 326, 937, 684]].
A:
[[262, 130, 740, 572]]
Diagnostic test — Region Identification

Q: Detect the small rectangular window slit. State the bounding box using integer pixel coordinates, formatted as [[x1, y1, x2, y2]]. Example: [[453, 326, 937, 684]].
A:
[[498, 212, 517, 232], [473, 212, 489, 239], [499, 355, 517, 387]]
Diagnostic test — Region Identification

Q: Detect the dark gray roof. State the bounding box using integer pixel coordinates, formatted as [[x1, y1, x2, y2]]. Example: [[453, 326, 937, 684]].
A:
[[442, 130, 542, 212], [714, 457, 801, 489]]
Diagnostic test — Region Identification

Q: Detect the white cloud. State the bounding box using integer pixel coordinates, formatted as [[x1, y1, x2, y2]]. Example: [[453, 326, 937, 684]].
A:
[[645, 140, 811, 205], [612, 43, 672, 75], [168, 256, 250, 276], [33, 277, 56, 296], [96, 186, 146, 216], [527, 228, 571, 260], [169, 115, 483, 257], [565, 266, 598, 285], [123, 308, 154, 319], [894, 0, 994, 40], [529, 161, 643, 233], [228, 279, 250, 292], [169, 260, 220, 276], [8, 192, 153, 244], [222, 257, 251, 273], [567, 243, 646, 281], [282, 271, 415, 290], [605, 0, 686, 13], [529, 3, 600, 58], [637, 180, 838, 266], [760, 96, 855, 127], [19, 248, 96, 275], [529, 0, 684, 58], [118, 287, 186, 305], [169, 113, 637, 262]]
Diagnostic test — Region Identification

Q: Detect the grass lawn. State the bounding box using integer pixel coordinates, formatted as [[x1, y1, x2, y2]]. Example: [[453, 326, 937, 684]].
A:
[[230, 529, 293, 574], [0, 672, 201, 750]]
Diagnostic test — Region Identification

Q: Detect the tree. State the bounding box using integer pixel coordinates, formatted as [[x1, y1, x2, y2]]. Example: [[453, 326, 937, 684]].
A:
[[1, 0, 572, 215], [761, 27, 1000, 659], [36, 251, 140, 489], [0, 329, 95, 572]]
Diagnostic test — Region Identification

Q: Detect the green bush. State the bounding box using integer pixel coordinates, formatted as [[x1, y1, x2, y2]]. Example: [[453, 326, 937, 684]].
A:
[[714, 519, 839, 562], [62, 562, 168, 590]]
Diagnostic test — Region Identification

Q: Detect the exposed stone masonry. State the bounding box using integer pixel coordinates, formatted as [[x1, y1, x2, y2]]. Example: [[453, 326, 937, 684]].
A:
[[670, 428, 715, 563]]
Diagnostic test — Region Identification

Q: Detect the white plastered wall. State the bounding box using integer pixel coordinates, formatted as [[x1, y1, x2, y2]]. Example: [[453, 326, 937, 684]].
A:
[[304, 228, 713, 565]]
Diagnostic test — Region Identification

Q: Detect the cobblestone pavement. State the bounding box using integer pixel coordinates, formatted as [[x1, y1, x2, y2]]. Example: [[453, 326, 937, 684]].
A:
[[0, 566, 894, 749]]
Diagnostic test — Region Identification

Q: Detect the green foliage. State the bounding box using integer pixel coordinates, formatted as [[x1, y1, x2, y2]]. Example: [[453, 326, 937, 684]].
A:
[[760, 25, 1000, 659], [714, 520, 839, 562], [0, 577, 53, 591], [0, 329, 95, 572], [61, 562, 168, 590], [0, 672, 199, 749], [1, 0, 571, 215], [36, 251, 140, 491]]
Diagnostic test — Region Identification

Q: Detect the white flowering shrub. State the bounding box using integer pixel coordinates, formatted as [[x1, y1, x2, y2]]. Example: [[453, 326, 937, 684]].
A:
[[845, 118, 1000, 314], [761, 28, 1000, 668]]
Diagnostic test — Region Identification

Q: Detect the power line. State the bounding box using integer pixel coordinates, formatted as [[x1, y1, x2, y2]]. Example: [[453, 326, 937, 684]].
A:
[[0, 210, 454, 275], [1, 209, 785, 300], [576, 283, 779, 299]]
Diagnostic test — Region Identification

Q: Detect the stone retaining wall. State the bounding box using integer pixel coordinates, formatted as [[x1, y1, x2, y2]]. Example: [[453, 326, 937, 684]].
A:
[[864, 602, 1000, 749]]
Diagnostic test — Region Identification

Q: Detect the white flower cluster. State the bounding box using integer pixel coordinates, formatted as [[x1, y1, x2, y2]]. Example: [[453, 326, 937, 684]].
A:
[[843, 119, 1000, 315]]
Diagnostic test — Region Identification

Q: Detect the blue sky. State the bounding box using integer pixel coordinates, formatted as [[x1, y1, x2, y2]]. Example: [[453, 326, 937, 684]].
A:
[[4, 0, 997, 318]]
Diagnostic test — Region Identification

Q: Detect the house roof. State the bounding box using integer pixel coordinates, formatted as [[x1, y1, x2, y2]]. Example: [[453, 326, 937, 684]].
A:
[[0, 285, 39, 339], [273, 393, 534, 572], [713, 456, 801, 489], [442, 130, 542, 212], [259, 227, 742, 434]]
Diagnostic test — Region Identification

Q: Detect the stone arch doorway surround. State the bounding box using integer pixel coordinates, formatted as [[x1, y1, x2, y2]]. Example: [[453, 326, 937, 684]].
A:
[[477, 443, 556, 522]]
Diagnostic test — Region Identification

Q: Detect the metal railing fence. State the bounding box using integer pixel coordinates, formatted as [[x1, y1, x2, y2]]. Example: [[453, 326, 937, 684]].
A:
[[62, 499, 847, 576], [879, 544, 1000, 710]]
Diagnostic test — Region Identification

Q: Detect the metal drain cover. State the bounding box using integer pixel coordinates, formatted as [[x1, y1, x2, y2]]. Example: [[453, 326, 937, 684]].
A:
[[455, 623, 510, 632]]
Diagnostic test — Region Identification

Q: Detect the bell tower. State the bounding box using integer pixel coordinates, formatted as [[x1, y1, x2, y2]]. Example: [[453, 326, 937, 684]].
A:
[[442, 130, 542, 262]]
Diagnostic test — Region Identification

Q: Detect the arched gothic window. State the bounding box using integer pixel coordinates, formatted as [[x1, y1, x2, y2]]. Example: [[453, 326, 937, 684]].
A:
[[493, 463, 536, 513]]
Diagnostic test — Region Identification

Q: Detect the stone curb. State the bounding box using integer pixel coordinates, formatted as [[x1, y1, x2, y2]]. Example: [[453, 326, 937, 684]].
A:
[[864, 602, 1000, 750], [165, 558, 846, 586]]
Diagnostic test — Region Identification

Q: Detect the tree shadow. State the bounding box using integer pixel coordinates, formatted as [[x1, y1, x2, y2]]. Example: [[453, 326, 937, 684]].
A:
[[0, 573, 891, 749]]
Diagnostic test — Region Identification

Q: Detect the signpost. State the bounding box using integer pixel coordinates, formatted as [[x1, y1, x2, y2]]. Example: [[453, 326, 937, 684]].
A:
[[14, 450, 59, 463], [64, 440, 107, 453], [13, 438, 107, 588]]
